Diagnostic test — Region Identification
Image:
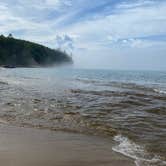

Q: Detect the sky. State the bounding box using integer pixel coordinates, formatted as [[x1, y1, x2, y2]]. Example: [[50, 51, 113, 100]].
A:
[[0, 0, 166, 70]]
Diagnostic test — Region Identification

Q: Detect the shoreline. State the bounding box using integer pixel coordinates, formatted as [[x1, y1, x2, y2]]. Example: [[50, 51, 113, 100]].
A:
[[0, 124, 135, 166]]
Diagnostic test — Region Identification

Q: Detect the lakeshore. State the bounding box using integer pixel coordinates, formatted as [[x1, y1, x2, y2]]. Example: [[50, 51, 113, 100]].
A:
[[0, 124, 134, 166]]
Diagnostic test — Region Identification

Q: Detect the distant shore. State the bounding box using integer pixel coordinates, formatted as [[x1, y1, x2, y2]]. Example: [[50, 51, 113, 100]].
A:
[[0, 35, 73, 67], [0, 124, 135, 166]]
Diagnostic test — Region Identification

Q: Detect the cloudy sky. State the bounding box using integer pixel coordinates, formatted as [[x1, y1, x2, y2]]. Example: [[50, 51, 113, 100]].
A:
[[0, 0, 166, 70]]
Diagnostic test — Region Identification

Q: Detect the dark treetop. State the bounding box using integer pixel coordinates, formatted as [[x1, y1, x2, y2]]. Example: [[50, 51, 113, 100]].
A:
[[0, 35, 72, 67]]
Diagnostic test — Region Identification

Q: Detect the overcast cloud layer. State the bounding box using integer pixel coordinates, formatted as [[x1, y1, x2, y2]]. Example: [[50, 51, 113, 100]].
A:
[[0, 0, 166, 70]]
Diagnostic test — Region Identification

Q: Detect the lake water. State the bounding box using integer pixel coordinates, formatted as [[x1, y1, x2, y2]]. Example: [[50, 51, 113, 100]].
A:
[[0, 67, 166, 166]]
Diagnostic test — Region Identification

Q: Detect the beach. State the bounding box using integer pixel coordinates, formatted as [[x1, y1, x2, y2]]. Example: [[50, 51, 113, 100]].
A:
[[0, 124, 134, 166]]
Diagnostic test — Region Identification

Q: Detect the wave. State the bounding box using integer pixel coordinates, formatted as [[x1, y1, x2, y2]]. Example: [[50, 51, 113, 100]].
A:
[[75, 78, 156, 93], [154, 89, 166, 94], [0, 77, 24, 86], [112, 135, 166, 166]]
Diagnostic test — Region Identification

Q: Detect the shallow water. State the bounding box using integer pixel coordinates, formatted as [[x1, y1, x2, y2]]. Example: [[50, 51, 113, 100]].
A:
[[0, 68, 166, 166]]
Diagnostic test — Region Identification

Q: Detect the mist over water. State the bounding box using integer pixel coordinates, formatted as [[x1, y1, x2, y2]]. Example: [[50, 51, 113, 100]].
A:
[[0, 67, 166, 166]]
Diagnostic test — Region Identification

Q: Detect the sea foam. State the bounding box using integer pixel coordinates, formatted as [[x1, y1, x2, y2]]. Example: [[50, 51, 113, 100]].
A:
[[154, 89, 166, 94], [112, 134, 166, 166]]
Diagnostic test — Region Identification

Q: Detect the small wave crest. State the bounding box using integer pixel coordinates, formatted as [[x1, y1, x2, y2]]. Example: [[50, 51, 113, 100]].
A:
[[112, 135, 166, 166], [154, 89, 166, 94]]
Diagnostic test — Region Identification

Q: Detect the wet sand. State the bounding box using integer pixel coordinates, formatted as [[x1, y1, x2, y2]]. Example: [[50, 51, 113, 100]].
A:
[[0, 125, 135, 166]]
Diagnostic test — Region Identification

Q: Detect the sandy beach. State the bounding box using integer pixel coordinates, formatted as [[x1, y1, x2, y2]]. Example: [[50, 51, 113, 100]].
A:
[[0, 125, 135, 166]]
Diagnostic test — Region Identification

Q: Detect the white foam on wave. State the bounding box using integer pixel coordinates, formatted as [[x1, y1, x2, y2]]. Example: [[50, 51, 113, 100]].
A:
[[112, 135, 166, 166], [154, 89, 166, 94], [0, 77, 23, 85]]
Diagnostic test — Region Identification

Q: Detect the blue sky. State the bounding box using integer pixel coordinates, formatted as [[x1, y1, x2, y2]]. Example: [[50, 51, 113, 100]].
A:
[[0, 0, 166, 70]]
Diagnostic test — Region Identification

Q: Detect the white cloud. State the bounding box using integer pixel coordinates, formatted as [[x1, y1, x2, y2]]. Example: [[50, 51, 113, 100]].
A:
[[120, 38, 166, 48], [116, 0, 155, 9], [46, 0, 60, 5], [55, 34, 74, 52], [57, 0, 166, 51]]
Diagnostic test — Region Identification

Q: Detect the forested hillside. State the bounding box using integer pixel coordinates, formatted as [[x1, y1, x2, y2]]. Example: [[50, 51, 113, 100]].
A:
[[0, 35, 72, 67]]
